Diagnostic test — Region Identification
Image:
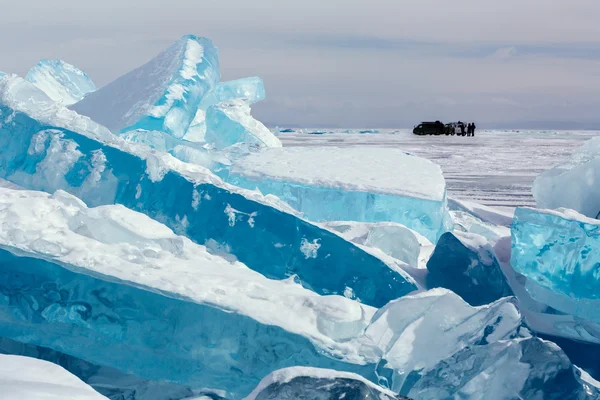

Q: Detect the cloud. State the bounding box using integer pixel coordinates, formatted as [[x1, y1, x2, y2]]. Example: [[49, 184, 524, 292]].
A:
[[1, 0, 600, 128]]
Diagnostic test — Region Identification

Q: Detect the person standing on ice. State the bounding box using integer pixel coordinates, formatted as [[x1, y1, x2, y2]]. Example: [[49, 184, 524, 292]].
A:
[[471, 122, 477, 136], [466, 123, 472, 136]]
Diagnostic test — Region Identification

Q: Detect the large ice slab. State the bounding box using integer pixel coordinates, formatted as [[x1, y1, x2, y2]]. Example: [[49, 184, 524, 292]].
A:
[[409, 337, 600, 400], [533, 136, 600, 219], [0, 355, 108, 400], [427, 231, 512, 306], [244, 367, 409, 400], [71, 35, 220, 139], [511, 207, 600, 323], [225, 147, 452, 242], [25, 59, 97, 105], [204, 99, 281, 150], [0, 188, 384, 398], [0, 75, 416, 308]]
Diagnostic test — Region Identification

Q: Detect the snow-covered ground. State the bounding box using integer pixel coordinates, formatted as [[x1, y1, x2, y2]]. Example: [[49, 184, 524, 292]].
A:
[[279, 129, 599, 208]]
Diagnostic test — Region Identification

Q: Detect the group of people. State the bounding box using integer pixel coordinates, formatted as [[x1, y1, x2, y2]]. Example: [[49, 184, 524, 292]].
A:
[[459, 121, 476, 136]]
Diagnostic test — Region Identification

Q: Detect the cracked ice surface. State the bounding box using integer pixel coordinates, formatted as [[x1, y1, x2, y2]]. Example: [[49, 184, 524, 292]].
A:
[[225, 147, 452, 242], [0, 74, 416, 308]]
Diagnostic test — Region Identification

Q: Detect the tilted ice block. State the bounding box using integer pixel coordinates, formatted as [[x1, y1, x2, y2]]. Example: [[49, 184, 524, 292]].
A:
[[185, 77, 266, 143], [225, 147, 453, 242], [0, 76, 416, 308], [71, 35, 220, 139], [25, 59, 97, 105], [511, 207, 600, 322], [361, 289, 522, 394], [533, 136, 600, 219], [323, 221, 432, 267], [0, 188, 385, 397], [204, 99, 282, 150], [409, 337, 600, 400], [493, 236, 600, 346], [0, 355, 108, 400], [244, 367, 410, 400], [426, 231, 512, 306]]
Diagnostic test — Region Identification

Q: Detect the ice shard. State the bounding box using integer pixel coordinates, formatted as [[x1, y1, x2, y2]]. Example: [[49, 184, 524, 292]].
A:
[[71, 35, 220, 139], [511, 207, 600, 323], [224, 147, 453, 242], [533, 136, 600, 219], [184, 77, 266, 143], [426, 231, 512, 306], [204, 99, 282, 150], [323, 221, 432, 267], [244, 367, 410, 400], [362, 289, 522, 394], [0, 355, 108, 400], [0, 75, 416, 308], [409, 337, 600, 400], [0, 188, 385, 397], [25, 59, 97, 105]]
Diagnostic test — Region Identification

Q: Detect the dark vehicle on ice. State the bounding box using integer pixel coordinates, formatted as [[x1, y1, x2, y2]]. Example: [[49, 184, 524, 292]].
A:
[[444, 122, 467, 136], [413, 121, 445, 135]]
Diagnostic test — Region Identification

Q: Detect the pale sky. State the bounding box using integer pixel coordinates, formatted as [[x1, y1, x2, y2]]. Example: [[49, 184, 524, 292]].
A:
[[2, 0, 600, 128]]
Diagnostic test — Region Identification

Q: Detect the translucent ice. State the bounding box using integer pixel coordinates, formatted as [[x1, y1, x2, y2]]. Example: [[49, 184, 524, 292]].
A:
[[71, 35, 220, 138], [533, 136, 600, 219], [208, 76, 265, 105], [0, 75, 416, 308], [204, 99, 282, 150], [0, 354, 108, 400], [225, 147, 453, 242], [25, 59, 97, 105], [409, 337, 600, 400], [244, 367, 409, 400], [185, 77, 266, 143], [511, 207, 600, 322], [0, 188, 383, 397], [426, 231, 512, 306]]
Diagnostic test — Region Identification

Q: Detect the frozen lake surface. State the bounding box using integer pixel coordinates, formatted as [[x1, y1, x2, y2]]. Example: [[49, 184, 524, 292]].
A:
[[278, 129, 599, 208]]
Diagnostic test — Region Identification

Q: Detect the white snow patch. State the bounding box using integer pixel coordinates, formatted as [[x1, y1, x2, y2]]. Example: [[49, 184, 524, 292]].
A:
[[300, 238, 321, 259]]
